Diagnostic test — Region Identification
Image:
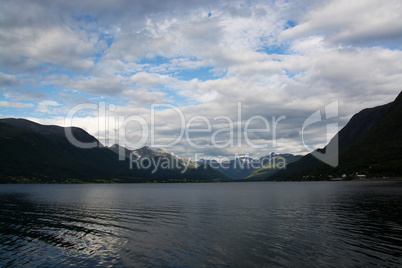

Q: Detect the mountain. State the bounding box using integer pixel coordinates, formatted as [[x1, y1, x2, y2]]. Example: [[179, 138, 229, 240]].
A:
[[269, 91, 402, 181], [195, 153, 299, 180], [0, 119, 228, 183], [244, 154, 302, 181], [0, 118, 143, 183], [109, 143, 135, 159], [127, 145, 228, 181], [197, 157, 258, 180], [109, 145, 199, 170], [131, 146, 155, 158], [123, 144, 230, 181]]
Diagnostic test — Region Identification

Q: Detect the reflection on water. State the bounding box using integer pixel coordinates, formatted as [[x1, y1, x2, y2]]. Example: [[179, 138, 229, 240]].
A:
[[0, 182, 401, 267]]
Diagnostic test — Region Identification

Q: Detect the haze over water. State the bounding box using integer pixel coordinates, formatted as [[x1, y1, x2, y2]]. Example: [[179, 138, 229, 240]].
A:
[[1, 181, 401, 267]]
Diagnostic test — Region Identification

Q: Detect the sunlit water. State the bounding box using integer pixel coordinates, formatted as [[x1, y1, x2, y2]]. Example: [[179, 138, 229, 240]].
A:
[[0, 181, 401, 267]]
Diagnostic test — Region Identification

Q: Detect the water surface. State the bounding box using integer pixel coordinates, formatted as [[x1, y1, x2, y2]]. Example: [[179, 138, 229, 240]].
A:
[[1, 181, 401, 267]]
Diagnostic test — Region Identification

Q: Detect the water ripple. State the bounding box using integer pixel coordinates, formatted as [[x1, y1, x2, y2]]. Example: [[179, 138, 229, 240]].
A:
[[0, 182, 401, 267]]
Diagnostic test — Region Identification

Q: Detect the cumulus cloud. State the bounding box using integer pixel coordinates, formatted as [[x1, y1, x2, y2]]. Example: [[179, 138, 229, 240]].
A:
[[0, 4, 97, 73]]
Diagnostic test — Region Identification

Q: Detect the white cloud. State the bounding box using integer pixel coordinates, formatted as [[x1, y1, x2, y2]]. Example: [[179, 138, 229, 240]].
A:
[[1, 25, 97, 73], [36, 100, 61, 114], [130, 72, 171, 88], [0, 101, 34, 108], [280, 0, 402, 47], [43, 72, 130, 96], [1, 0, 402, 158], [123, 89, 169, 106]]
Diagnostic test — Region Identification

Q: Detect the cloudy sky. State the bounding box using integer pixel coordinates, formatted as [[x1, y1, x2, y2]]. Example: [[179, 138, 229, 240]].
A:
[[1, 0, 401, 159]]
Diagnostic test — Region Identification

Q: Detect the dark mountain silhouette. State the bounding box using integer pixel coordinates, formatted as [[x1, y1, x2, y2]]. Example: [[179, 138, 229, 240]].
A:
[[268, 91, 402, 180], [0, 119, 228, 183], [109, 143, 134, 159], [0, 118, 140, 183]]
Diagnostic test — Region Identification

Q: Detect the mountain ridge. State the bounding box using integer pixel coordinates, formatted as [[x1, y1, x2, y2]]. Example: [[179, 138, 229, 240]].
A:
[[0, 119, 228, 183], [268, 91, 402, 180], [1, 91, 400, 183]]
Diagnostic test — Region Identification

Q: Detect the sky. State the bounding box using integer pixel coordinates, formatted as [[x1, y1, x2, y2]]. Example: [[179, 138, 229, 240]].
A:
[[1, 0, 402, 159]]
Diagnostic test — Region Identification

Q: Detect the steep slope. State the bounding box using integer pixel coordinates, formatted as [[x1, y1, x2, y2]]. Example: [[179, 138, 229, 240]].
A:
[[334, 91, 402, 176], [269, 91, 402, 180]]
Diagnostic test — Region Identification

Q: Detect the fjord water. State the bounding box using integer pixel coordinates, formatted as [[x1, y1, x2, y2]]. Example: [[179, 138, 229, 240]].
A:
[[0, 182, 401, 267]]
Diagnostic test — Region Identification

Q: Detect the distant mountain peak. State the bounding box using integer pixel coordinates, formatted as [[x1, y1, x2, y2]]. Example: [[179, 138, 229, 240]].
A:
[[133, 146, 154, 157]]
